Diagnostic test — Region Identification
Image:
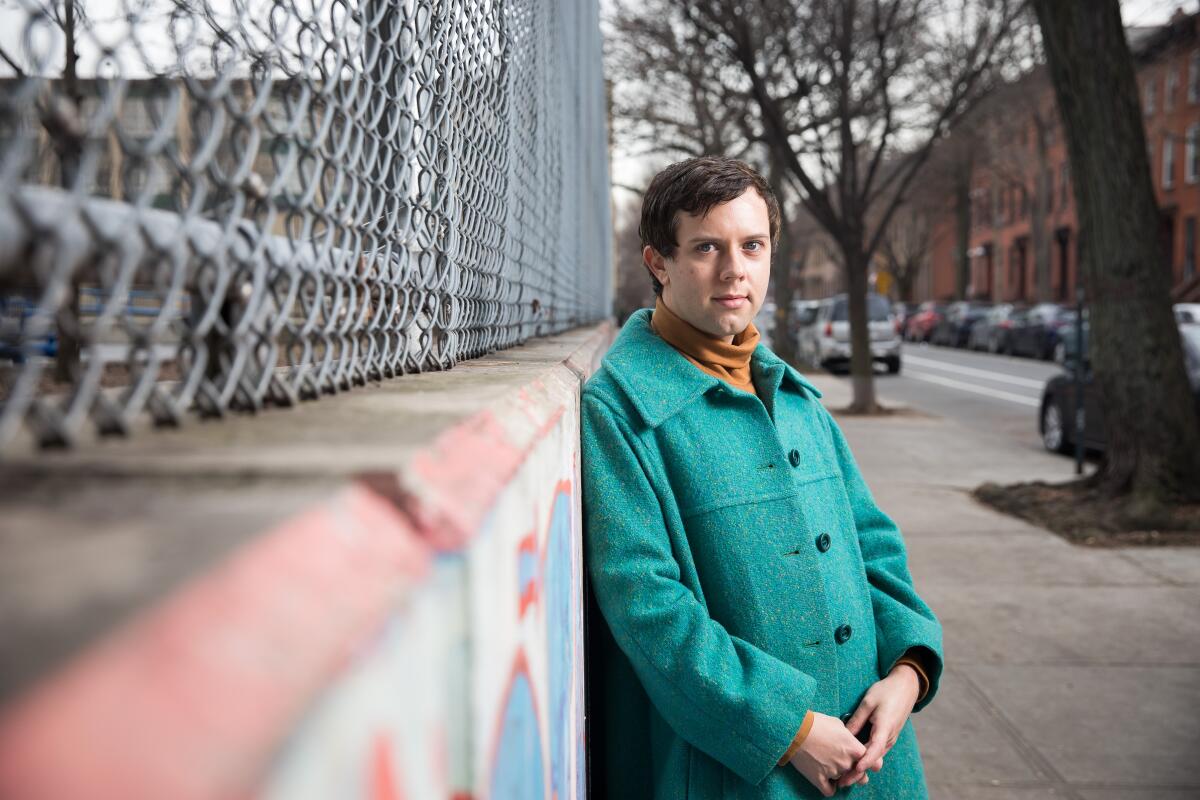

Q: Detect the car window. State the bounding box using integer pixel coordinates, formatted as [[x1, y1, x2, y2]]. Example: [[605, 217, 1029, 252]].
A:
[[868, 295, 891, 321]]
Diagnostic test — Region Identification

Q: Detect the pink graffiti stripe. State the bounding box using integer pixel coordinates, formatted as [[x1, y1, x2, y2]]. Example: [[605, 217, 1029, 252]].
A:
[[0, 484, 432, 800], [517, 530, 539, 618]]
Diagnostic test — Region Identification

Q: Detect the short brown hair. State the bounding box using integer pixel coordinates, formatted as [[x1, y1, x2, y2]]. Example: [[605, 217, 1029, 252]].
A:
[[638, 156, 782, 296]]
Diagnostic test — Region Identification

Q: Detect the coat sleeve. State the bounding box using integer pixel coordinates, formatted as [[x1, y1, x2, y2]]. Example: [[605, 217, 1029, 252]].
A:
[[819, 405, 944, 714], [581, 394, 817, 786]]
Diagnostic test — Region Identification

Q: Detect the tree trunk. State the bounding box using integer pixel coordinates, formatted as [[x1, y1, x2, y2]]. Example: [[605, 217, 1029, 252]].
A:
[[769, 159, 797, 364], [954, 154, 972, 299], [1031, 116, 1053, 302], [842, 238, 880, 413], [1032, 0, 1200, 505]]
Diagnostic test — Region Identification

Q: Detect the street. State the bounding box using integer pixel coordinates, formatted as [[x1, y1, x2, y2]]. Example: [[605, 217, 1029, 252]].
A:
[[857, 342, 1080, 459], [809, 353, 1200, 799]]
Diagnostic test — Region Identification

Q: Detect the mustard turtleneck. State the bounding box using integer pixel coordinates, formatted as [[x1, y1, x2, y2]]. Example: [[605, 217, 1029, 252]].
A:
[[649, 295, 761, 396]]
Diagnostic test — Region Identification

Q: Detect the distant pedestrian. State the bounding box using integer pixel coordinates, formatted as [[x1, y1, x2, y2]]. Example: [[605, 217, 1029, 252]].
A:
[[581, 155, 943, 799]]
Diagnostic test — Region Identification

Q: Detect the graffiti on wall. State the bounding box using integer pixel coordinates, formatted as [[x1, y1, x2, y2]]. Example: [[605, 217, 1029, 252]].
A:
[[489, 480, 584, 800]]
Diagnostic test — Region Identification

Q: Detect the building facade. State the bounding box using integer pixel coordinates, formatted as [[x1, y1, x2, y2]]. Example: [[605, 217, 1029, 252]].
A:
[[925, 8, 1200, 304]]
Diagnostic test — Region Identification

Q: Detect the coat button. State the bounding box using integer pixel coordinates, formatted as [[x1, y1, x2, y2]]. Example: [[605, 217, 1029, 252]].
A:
[[788, 448, 801, 467], [816, 532, 832, 552], [834, 624, 852, 645]]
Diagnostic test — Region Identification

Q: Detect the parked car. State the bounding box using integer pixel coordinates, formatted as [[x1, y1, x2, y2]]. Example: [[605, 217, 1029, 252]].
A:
[[931, 301, 991, 348], [1006, 303, 1075, 360], [0, 296, 57, 363], [755, 300, 777, 349], [892, 302, 918, 339], [1175, 303, 1200, 324], [1055, 308, 1089, 363], [969, 303, 1025, 353], [790, 299, 822, 364], [1038, 321, 1200, 454], [1059, 303, 1200, 364], [812, 292, 902, 373], [904, 301, 946, 342]]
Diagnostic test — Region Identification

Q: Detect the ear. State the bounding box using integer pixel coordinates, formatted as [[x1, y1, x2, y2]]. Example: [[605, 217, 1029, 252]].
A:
[[643, 245, 670, 288]]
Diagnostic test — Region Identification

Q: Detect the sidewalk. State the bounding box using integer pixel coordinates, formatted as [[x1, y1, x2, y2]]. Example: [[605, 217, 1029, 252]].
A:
[[808, 375, 1200, 800]]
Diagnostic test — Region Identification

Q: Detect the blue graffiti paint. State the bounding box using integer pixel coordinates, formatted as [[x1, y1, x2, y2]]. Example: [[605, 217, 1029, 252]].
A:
[[545, 489, 573, 798], [490, 668, 545, 800]]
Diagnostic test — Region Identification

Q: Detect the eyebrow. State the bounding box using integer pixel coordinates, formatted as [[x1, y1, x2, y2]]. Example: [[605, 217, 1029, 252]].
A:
[[684, 234, 769, 243]]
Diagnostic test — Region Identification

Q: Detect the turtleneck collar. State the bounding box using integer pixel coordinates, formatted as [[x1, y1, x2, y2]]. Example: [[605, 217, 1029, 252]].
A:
[[649, 295, 760, 396]]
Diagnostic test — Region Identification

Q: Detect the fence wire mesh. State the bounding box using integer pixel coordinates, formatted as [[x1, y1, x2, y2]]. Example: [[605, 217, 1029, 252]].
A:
[[0, 0, 612, 453]]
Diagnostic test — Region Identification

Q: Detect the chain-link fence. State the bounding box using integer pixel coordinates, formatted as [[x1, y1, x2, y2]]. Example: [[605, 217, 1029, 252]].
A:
[[0, 0, 612, 453]]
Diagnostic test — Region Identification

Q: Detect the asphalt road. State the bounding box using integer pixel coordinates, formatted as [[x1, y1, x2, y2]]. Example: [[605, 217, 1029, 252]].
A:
[[829, 341, 1077, 458]]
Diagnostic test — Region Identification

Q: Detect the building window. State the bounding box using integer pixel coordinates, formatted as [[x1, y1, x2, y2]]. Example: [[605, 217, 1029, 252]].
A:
[[1166, 68, 1179, 111], [1188, 124, 1200, 184], [1190, 50, 1200, 103], [1143, 78, 1156, 116], [1164, 135, 1175, 189], [1187, 217, 1196, 280]]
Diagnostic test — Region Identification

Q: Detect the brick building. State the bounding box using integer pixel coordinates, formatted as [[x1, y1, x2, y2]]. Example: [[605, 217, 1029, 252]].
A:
[[924, 8, 1200, 304]]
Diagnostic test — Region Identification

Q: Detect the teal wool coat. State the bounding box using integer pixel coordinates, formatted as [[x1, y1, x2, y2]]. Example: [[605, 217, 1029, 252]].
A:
[[581, 309, 944, 799]]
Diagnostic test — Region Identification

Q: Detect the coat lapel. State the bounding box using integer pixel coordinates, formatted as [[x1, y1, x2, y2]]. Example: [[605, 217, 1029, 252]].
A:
[[602, 308, 823, 429]]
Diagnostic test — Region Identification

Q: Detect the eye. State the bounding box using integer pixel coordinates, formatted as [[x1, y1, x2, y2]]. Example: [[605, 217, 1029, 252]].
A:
[[696, 242, 716, 253], [745, 241, 763, 251]]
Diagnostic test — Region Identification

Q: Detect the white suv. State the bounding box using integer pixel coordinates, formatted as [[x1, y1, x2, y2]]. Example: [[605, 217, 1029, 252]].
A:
[[813, 292, 902, 373]]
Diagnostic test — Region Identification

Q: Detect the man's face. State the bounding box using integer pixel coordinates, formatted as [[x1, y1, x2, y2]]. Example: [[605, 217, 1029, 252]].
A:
[[644, 189, 772, 344]]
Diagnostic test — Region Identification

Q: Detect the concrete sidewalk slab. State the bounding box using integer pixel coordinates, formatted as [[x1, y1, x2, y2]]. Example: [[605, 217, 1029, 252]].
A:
[[967, 665, 1200, 785], [802, 373, 1200, 799], [908, 533, 1159, 587]]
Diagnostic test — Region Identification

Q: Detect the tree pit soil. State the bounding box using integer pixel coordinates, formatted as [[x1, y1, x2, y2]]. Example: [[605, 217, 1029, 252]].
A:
[[973, 479, 1200, 547]]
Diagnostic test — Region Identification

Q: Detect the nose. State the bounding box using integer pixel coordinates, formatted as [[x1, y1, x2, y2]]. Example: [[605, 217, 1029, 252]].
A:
[[718, 247, 749, 282]]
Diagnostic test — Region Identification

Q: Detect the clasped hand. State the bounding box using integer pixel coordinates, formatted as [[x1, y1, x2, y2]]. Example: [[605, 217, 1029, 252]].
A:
[[785, 664, 920, 797]]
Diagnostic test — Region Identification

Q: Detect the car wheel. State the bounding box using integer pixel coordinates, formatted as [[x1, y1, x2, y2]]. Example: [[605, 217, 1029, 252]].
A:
[[886, 357, 901, 374], [1040, 399, 1071, 455]]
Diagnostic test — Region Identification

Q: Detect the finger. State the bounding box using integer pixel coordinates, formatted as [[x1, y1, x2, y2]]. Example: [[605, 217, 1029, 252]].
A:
[[843, 701, 874, 736], [855, 773, 870, 786], [838, 770, 864, 789], [856, 725, 892, 774], [818, 776, 836, 798]]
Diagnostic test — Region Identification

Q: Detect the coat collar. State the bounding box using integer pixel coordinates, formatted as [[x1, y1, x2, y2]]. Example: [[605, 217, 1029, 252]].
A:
[[601, 307, 823, 428]]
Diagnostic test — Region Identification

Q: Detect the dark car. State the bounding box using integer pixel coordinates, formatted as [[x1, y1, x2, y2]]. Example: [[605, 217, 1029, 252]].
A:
[[904, 301, 946, 342], [931, 301, 991, 348], [1039, 322, 1200, 454], [1008, 303, 1075, 360], [969, 303, 1025, 353], [0, 296, 57, 363], [892, 302, 918, 338]]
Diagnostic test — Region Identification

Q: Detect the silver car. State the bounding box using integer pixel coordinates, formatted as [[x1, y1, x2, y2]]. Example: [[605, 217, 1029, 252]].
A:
[[812, 293, 902, 373]]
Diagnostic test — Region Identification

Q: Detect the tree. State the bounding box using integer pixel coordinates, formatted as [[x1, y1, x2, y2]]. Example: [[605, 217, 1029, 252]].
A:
[[1030, 0, 1200, 507], [667, 0, 1026, 412], [604, 0, 810, 363]]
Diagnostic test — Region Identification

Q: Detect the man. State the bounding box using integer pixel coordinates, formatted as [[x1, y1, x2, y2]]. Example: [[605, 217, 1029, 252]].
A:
[[581, 156, 942, 799]]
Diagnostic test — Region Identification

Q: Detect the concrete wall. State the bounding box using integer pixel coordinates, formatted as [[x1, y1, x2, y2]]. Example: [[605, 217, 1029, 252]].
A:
[[0, 321, 615, 800]]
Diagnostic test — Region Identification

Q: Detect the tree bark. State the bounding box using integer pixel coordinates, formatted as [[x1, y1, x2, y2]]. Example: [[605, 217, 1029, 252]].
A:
[[954, 153, 973, 298], [842, 237, 880, 413], [1032, 0, 1200, 505]]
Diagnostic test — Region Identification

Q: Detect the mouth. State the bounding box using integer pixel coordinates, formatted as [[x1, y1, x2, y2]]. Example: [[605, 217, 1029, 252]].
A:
[[714, 295, 748, 308]]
